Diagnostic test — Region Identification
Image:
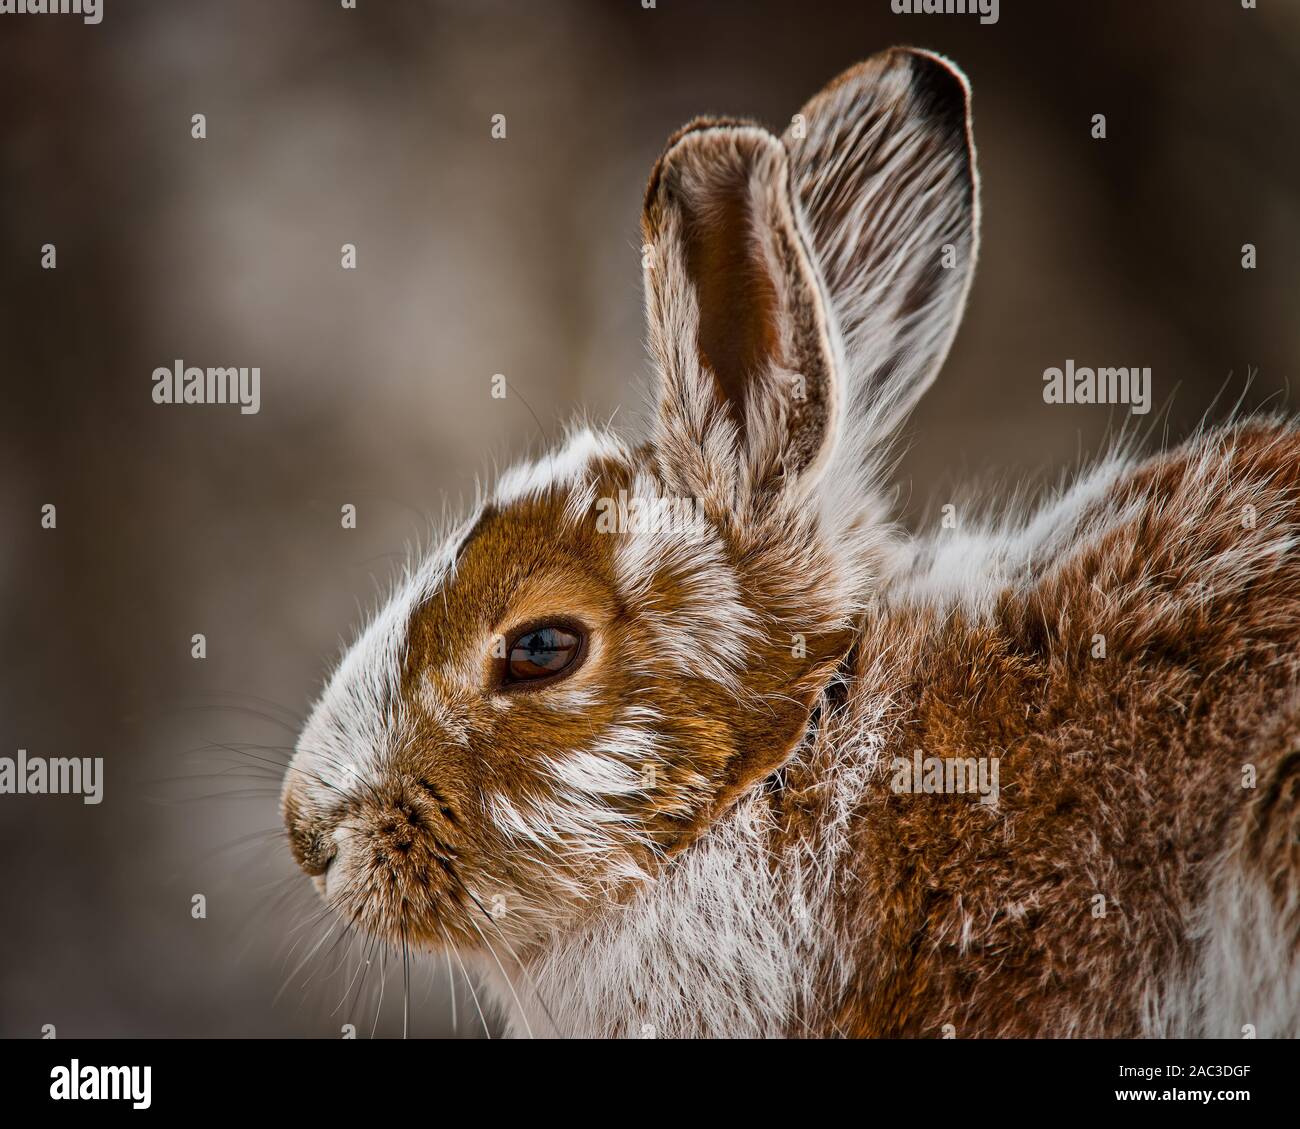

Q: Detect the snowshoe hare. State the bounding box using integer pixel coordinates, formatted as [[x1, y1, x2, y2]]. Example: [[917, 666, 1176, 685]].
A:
[[283, 47, 1300, 1038]]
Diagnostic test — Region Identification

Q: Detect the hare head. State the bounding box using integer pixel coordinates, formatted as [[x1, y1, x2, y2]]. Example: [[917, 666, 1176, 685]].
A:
[[281, 47, 978, 958]]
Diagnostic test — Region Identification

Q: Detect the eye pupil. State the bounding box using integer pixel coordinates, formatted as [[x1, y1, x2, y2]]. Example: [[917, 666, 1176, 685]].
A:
[[506, 626, 582, 684]]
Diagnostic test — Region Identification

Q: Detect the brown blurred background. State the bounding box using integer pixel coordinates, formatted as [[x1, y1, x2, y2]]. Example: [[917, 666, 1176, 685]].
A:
[[1, 0, 1297, 1037]]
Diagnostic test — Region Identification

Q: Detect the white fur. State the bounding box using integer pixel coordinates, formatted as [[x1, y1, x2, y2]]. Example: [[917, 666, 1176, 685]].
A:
[[887, 454, 1132, 616], [495, 427, 629, 507], [612, 474, 758, 690], [294, 531, 464, 799], [478, 704, 879, 1038], [1148, 853, 1300, 1038]]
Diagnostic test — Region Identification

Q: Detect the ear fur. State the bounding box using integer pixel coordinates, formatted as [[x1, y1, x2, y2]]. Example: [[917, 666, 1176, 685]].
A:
[[641, 119, 841, 504], [641, 49, 979, 515], [782, 47, 979, 445]]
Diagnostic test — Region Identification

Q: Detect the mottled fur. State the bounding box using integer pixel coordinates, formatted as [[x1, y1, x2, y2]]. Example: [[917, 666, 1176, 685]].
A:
[[283, 48, 1300, 1038]]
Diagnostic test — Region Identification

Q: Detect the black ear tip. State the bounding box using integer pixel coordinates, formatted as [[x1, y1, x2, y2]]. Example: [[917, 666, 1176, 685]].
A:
[[897, 48, 971, 136]]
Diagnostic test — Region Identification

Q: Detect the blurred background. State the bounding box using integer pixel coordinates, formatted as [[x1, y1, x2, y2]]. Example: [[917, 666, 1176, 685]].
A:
[[0, 0, 1296, 1037]]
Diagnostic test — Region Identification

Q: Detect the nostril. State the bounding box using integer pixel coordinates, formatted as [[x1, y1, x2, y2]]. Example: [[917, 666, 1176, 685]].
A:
[[305, 850, 334, 877], [311, 854, 334, 897], [291, 827, 337, 878]]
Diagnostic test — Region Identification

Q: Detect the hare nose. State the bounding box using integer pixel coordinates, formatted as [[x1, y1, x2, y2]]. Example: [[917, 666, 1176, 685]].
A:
[[293, 832, 337, 877], [289, 823, 337, 877], [283, 792, 339, 877]]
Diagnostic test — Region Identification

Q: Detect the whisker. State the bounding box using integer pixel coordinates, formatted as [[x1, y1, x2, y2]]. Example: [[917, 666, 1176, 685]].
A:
[[402, 923, 411, 1040], [445, 947, 458, 1035], [474, 913, 562, 1038], [444, 868, 561, 1036], [275, 899, 352, 1005], [466, 916, 534, 1040], [331, 927, 372, 1017], [195, 689, 306, 727], [162, 703, 302, 734], [371, 946, 388, 1038], [439, 923, 491, 1039]]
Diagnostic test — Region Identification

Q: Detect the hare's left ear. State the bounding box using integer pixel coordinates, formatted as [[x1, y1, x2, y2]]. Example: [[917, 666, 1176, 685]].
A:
[[641, 121, 840, 504]]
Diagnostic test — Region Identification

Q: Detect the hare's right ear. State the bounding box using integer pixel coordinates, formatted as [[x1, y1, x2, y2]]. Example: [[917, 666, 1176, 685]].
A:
[[783, 48, 979, 442]]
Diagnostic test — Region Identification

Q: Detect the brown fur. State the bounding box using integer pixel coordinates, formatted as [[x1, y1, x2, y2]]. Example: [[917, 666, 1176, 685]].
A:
[[772, 422, 1300, 1036]]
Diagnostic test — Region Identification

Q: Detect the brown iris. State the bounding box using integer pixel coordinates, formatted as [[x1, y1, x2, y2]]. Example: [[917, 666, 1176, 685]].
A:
[[503, 623, 584, 687]]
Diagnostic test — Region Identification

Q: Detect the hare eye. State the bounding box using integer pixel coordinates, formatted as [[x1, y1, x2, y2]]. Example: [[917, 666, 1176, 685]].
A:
[[503, 624, 584, 687]]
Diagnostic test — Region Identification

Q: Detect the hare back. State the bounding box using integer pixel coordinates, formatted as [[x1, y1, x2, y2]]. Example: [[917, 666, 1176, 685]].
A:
[[822, 418, 1300, 1037]]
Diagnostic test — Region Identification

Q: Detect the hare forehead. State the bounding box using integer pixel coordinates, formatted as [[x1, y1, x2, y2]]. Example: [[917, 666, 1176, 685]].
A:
[[493, 426, 632, 507], [481, 433, 752, 677]]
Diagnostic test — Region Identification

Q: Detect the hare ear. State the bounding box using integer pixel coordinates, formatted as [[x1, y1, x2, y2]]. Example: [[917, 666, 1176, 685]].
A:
[[641, 120, 840, 503], [783, 48, 978, 442]]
